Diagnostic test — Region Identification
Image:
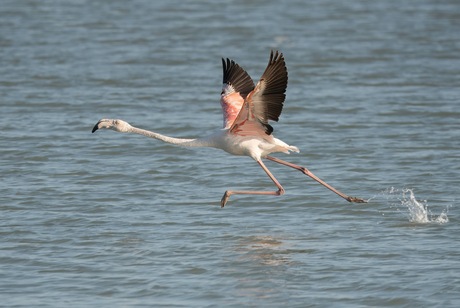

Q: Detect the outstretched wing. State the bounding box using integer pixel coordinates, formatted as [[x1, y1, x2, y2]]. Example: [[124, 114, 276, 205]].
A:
[[230, 50, 288, 136], [220, 58, 255, 129]]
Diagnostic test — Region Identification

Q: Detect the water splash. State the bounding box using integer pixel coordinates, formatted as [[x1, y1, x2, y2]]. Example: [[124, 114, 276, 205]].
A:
[[384, 187, 449, 224]]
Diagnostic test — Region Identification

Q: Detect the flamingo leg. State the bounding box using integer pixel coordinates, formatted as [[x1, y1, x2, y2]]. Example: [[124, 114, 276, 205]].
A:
[[266, 156, 367, 203], [220, 160, 285, 207]]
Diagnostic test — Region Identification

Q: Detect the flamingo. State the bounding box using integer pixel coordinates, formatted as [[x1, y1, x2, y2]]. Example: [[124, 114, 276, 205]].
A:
[[92, 50, 366, 207]]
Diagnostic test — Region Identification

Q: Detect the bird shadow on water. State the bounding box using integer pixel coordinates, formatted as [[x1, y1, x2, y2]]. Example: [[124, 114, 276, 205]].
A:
[[374, 187, 451, 225]]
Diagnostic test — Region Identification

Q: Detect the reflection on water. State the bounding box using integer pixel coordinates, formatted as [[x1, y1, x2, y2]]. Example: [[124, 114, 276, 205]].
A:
[[229, 235, 317, 302], [236, 235, 291, 267], [230, 235, 293, 302]]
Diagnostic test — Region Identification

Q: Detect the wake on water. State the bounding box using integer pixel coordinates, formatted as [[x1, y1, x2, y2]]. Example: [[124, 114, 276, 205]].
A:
[[380, 187, 450, 224]]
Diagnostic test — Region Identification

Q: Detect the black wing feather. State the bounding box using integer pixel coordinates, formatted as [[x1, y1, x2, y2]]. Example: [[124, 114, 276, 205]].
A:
[[221, 58, 254, 98], [250, 50, 288, 134]]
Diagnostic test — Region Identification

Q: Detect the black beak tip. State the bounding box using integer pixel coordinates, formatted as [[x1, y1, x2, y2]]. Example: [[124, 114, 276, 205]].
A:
[[91, 124, 99, 133]]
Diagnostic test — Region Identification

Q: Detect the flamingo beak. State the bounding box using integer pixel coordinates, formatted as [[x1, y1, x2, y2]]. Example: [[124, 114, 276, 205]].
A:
[[92, 121, 102, 133]]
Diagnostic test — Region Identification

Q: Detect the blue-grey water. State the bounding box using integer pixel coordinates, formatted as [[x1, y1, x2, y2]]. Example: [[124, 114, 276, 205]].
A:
[[1, 0, 459, 307]]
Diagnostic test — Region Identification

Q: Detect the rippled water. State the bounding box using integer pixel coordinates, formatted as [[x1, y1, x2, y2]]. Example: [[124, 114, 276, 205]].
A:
[[1, 0, 459, 307]]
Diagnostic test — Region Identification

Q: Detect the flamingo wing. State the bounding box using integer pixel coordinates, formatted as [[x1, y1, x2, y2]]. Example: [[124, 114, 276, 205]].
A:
[[230, 50, 288, 136], [220, 58, 255, 129]]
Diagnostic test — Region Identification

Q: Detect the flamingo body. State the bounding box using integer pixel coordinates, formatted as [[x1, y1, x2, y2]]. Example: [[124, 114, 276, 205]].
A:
[[92, 51, 366, 206], [207, 129, 298, 160]]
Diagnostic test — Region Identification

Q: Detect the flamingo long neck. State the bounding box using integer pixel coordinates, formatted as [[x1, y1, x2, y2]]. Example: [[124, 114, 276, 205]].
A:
[[128, 126, 212, 148]]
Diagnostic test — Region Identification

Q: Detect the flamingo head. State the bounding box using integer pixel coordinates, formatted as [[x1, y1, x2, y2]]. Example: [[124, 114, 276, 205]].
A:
[[92, 119, 132, 133]]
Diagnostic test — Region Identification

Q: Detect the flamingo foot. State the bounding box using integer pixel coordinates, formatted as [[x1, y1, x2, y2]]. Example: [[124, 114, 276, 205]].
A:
[[221, 191, 231, 208], [347, 196, 368, 203]]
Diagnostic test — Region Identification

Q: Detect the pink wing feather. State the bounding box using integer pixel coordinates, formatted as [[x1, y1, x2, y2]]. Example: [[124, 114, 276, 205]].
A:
[[220, 58, 255, 129]]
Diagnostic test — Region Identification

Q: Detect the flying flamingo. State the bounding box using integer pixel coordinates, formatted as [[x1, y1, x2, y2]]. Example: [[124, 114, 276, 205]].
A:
[[92, 50, 366, 207]]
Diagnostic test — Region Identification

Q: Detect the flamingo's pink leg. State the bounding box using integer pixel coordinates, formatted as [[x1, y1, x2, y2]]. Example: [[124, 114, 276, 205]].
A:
[[266, 156, 367, 203], [220, 160, 285, 207]]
